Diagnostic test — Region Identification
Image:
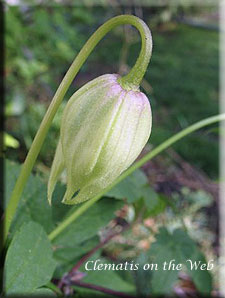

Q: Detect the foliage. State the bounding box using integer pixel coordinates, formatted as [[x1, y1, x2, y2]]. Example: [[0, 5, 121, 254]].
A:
[[4, 4, 218, 297], [3, 157, 215, 296], [73, 255, 135, 297], [4, 160, 125, 295], [149, 228, 212, 295], [4, 221, 56, 295], [107, 169, 166, 217], [5, 6, 219, 178], [133, 228, 213, 296]]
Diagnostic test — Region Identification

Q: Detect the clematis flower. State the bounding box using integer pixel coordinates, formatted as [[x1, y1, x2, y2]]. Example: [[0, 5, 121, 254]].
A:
[[48, 73, 152, 205]]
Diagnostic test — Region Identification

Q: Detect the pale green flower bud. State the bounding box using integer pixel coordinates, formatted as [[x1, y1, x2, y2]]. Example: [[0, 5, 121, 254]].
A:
[[48, 74, 152, 205]]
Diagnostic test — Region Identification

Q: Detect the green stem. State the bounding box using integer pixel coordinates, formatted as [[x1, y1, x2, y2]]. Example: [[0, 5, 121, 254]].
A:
[[48, 113, 225, 241], [45, 282, 62, 296], [118, 17, 152, 89], [4, 15, 152, 243]]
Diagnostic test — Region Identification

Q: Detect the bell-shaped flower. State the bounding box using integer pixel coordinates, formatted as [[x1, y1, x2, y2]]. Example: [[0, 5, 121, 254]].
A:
[[48, 73, 152, 205]]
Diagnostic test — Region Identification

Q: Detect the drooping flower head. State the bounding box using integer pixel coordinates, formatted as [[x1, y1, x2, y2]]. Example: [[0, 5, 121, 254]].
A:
[[48, 74, 152, 205]]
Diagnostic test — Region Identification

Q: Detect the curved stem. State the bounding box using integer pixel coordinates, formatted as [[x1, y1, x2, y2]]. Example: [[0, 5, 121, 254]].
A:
[[4, 15, 152, 242], [118, 17, 152, 89], [48, 113, 225, 241]]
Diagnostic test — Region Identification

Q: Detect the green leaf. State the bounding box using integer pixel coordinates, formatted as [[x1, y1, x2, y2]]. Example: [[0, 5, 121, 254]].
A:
[[134, 189, 167, 218], [74, 256, 135, 297], [172, 229, 212, 293], [52, 197, 123, 275], [134, 252, 153, 296], [4, 221, 56, 295], [145, 193, 167, 216], [148, 228, 212, 295], [54, 236, 99, 264], [5, 160, 55, 236], [149, 229, 180, 294], [5, 160, 124, 271], [53, 236, 100, 279], [106, 169, 148, 203], [5, 160, 71, 238], [106, 169, 166, 216], [21, 287, 56, 297], [52, 198, 123, 259]]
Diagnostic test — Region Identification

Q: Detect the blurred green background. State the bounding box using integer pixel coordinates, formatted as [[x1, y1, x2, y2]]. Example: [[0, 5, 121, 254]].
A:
[[5, 3, 219, 178]]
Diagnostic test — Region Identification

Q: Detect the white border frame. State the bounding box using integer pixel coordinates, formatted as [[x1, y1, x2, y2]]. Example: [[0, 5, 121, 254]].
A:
[[220, 0, 225, 296], [5, 0, 223, 295]]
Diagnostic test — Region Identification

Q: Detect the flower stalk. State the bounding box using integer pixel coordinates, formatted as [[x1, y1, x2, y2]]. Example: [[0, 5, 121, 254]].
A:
[[3, 15, 152, 242], [48, 113, 225, 241]]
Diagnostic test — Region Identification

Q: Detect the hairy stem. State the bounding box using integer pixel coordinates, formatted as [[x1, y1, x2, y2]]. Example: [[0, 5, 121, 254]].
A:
[[48, 113, 225, 241], [3, 15, 152, 242]]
